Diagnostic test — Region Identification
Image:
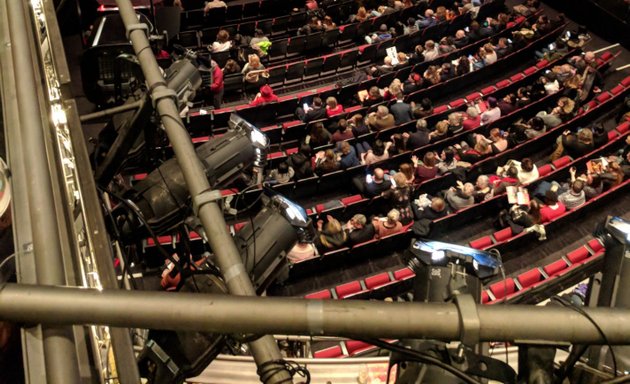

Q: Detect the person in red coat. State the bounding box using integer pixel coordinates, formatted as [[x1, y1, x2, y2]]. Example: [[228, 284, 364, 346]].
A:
[[209, 60, 224, 109], [249, 84, 279, 106]]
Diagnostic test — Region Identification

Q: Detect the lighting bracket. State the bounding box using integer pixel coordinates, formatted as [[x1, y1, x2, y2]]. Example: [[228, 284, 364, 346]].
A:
[[151, 87, 178, 109], [454, 293, 480, 347], [192, 189, 223, 217], [125, 23, 149, 40]]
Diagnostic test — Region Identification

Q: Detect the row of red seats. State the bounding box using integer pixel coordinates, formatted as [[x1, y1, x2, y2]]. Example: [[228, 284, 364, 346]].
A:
[[312, 339, 398, 359], [305, 267, 415, 300], [483, 238, 605, 303]]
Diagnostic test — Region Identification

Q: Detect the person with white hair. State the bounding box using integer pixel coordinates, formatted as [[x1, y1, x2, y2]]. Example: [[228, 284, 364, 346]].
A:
[[463, 106, 481, 130], [367, 105, 395, 131], [417, 9, 437, 28], [473, 175, 492, 202], [445, 182, 475, 210], [345, 214, 376, 245]]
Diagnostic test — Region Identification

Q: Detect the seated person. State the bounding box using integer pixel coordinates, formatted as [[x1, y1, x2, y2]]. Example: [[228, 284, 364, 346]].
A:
[[390, 93, 414, 125], [287, 241, 317, 263], [326, 96, 344, 117], [455, 140, 492, 163], [314, 149, 340, 175], [447, 112, 464, 134], [413, 97, 434, 118], [570, 166, 603, 199], [365, 24, 394, 44], [445, 181, 475, 211], [498, 94, 517, 116], [349, 114, 370, 136], [367, 106, 396, 131], [538, 190, 566, 222], [361, 86, 384, 107], [372, 209, 404, 238], [297, 96, 327, 122], [496, 158, 539, 185], [473, 175, 492, 202], [463, 106, 481, 131], [560, 128, 594, 159], [345, 214, 375, 245], [403, 73, 424, 94], [403, 118, 431, 149], [222, 59, 241, 74], [453, 29, 470, 48], [287, 142, 314, 179], [307, 122, 332, 148], [429, 120, 449, 142], [315, 216, 347, 253], [267, 161, 295, 184], [250, 29, 270, 57], [210, 29, 232, 52], [382, 173, 414, 224], [411, 152, 438, 183], [491, 166, 520, 195], [354, 168, 392, 197], [331, 119, 354, 143], [414, 196, 448, 220], [249, 85, 278, 106], [480, 97, 501, 125], [361, 139, 392, 165], [436, 147, 459, 174], [338, 141, 360, 169], [558, 179, 586, 209], [398, 162, 415, 185], [370, 56, 395, 76]]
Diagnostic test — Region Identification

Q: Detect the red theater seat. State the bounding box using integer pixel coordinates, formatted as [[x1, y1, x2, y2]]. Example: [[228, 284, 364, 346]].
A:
[[470, 236, 493, 249], [481, 86, 496, 95], [523, 66, 537, 75], [313, 345, 343, 358], [552, 156, 572, 169], [341, 195, 364, 205], [535, 59, 549, 68], [489, 278, 515, 300], [510, 73, 525, 82], [433, 105, 448, 114], [537, 164, 553, 177], [596, 92, 612, 103], [305, 289, 332, 299], [481, 290, 490, 303], [449, 99, 466, 108], [493, 227, 513, 242], [335, 281, 362, 298], [588, 239, 604, 253], [617, 122, 629, 134], [365, 273, 391, 289], [621, 76, 630, 87], [544, 259, 568, 276], [518, 268, 543, 288], [393, 268, 414, 281], [496, 79, 510, 89], [611, 85, 625, 96], [567, 247, 590, 264], [345, 340, 371, 355], [608, 131, 619, 141]]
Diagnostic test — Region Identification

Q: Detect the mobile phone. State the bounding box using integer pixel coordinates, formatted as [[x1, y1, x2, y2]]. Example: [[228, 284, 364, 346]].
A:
[[545, 69, 551, 74], [566, 31, 571, 39], [464, 27, 469, 32], [366, 174, 373, 183], [507, 38, 512, 44], [391, 177, 397, 188], [548, 43, 556, 50]]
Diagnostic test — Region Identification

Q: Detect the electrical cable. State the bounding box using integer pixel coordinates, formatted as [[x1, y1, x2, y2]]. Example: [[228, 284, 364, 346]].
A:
[[551, 295, 618, 377], [0, 253, 15, 281], [256, 359, 310, 384], [98, 186, 186, 277], [357, 338, 483, 384]]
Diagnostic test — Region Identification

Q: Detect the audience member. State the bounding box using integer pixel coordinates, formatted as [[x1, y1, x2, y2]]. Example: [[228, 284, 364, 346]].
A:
[[539, 190, 566, 223], [297, 96, 327, 123], [367, 106, 395, 131], [372, 209, 404, 238], [339, 141, 360, 168], [463, 106, 481, 130], [473, 175, 492, 202], [446, 182, 475, 210], [390, 93, 414, 124], [414, 196, 448, 220], [287, 241, 317, 263], [331, 119, 354, 143], [315, 216, 347, 253], [315, 149, 340, 174], [412, 152, 438, 183], [559, 179, 586, 209], [361, 139, 392, 165], [287, 143, 314, 179], [345, 214, 375, 245], [481, 97, 501, 125], [382, 173, 414, 224], [249, 84, 278, 106], [211, 29, 232, 52], [268, 161, 294, 184], [404, 119, 431, 149]]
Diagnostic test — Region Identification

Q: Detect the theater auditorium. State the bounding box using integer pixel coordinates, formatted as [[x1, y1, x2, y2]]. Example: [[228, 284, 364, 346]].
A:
[[0, 0, 629, 382]]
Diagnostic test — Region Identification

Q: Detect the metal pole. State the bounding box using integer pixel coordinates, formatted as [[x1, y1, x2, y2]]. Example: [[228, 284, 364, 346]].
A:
[[5, 1, 81, 383], [79, 98, 144, 122], [113, 1, 293, 382], [2, 284, 630, 345]]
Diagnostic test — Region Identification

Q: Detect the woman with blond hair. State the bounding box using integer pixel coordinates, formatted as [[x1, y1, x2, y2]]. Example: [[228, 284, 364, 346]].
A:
[[325, 96, 344, 117], [382, 173, 414, 224], [211, 29, 232, 52], [372, 209, 404, 238]]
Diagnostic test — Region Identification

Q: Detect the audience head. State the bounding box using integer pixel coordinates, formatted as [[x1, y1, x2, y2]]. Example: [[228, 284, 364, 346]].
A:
[[435, 120, 449, 135], [393, 172, 408, 188], [572, 179, 585, 194], [506, 166, 519, 178], [312, 96, 323, 108], [466, 106, 479, 118], [326, 96, 338, 109], [521, 158, 534, 172], [299, 142, 312, 156], [324, 149, 335, 161], [278, 161, 289, 174], [424, 40, 436, 50], [544, 190, 559, 205], [443, 147, 456, 162], [369, 86, 380, 98], [216, 29, 230, 43], [386, 209, 401, 224], [487, 97, 498, 108], [420, 97, 433, 110], [372, 139, 386, 156], [416, 118, 428, 132], [577, 128, 593, 145], [448, 112, 463, 126], [340, 141, 352, 155], [373, 168, 385, 182], [377, 105, 390, 118], [323, 217, 343, 234], [350, 214, 367, 228], [455, 29, 466, 39], [248, 53, 261, 67], [384, 56, 393, 66], [423, 151, 437, 167], [399, 163, 414, 180], [476, 175, 489, 189], [431, 197, 446, 212], [462, 183, 475, 197]]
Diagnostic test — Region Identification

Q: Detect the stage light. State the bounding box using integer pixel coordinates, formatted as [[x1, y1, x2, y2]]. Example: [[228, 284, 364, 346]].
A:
[[234, 190, 314, 294], [165, 59, 202, 110], [120, 114, 269, 235]]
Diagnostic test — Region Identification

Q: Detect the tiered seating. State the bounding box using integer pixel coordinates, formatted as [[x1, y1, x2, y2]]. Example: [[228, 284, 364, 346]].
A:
[[482, 238, 606, 304]]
